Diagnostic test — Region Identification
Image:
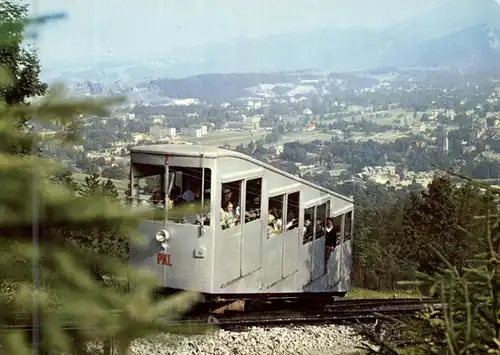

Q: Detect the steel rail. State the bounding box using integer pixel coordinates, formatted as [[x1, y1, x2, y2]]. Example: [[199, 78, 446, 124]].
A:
[[1, 298, 440, 333]]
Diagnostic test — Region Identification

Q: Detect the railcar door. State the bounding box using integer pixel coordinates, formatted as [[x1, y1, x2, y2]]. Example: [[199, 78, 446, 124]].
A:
[[241, 177, 263, 276], [282, 191, 301, 278], [217, 179, 243, 286]]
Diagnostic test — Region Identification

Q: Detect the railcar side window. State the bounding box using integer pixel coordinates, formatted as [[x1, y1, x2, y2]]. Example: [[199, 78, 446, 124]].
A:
[[268, 195, 284, 238], [314, 202, 329, 240], [245, 178, 262, 223], [131, 163, 212, 225], [220, 180, 242, 230], [344, 211, 352, 242], [333, 215, 342, 246], [303, 207, 315, 244], [285, 192, 300, 231]]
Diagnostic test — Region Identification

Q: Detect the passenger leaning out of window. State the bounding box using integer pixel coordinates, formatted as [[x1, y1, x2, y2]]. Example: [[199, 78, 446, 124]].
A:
[[324, 217, 337, 273]]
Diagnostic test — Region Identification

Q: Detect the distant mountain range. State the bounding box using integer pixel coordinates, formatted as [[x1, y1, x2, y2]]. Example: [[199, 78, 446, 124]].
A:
[[43, 0, 500, 83]]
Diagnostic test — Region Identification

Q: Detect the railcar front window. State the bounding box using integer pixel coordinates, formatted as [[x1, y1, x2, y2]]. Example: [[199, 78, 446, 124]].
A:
[[131, 163, 212, 225], [268, 194, 284, 238], [303, 207, 315, 244], [285, 192, 300, 231], [220, 180, 242, 230], [245, 178, 262, 223]]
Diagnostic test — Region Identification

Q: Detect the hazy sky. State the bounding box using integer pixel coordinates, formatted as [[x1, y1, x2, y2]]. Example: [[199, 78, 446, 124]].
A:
[[27, 0, 449, 68]]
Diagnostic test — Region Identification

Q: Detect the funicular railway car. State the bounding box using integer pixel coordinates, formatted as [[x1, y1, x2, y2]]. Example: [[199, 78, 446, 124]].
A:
[[128, 144, 354, 303]]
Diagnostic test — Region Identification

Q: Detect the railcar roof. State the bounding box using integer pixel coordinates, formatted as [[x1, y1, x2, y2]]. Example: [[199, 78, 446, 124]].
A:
[[131, 143, 354, 203], [131, 144, 236, 158]]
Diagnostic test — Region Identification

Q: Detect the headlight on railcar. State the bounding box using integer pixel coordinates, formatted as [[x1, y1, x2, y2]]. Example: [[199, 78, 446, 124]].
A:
[[155, 230, 170, 243]]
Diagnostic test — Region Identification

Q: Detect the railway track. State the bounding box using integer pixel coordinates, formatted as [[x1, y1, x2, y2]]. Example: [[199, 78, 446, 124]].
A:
[[4, 297, 440, 332], [191, 297, 440, 330]]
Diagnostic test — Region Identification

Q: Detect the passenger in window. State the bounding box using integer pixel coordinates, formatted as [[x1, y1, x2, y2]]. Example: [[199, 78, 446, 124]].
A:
[[316, 217, 324, 236], [183, 202, 204, 225], [324, 217, 336, 274], [182, 182, 195, 202], [221, 200, 236, 230], [286, 210, 299, 230], [324, 218, 337, 248], [268, 207, 283, 236], [170, 185, 182, 205], [149, 190, 165, 206], [245, 196, 260, 222], [222, 187, 232, 204]]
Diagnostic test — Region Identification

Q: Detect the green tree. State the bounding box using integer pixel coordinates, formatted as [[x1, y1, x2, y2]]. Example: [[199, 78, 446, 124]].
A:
[[102, 178, 119, 200], [0, 8, 204, 354], [0, 1, 47, 155], [79, 170, 102, 197], [364, 177, 500, 354]]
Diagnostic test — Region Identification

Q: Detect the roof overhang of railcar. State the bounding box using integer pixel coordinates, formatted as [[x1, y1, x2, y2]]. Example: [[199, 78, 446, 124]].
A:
[[130, 144, 354, 204]]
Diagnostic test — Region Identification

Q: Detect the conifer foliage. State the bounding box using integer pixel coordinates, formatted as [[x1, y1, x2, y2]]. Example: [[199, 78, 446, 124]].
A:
[[360, 175, 500, 354], [0, 2, 203, 354]]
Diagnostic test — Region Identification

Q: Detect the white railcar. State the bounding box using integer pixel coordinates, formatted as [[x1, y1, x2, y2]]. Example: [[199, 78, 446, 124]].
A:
[[128, 144, 354, 300]]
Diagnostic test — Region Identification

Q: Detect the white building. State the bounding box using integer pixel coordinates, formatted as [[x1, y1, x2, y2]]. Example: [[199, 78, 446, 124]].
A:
[[149, 126, 176, 139], [180, 127, 203, 138]]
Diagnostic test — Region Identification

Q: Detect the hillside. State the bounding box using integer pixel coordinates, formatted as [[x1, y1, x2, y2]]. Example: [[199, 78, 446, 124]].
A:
[[41, 0, 500, 81], [415, 24, 500, 72]]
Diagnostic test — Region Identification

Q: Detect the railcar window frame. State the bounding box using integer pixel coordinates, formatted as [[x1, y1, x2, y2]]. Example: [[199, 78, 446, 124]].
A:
[[285, 191, 300, 231], [220, 179, 243, 231], [131, 163, 213, 226], [244, 177, 262, 224], [302, 206, 315, 244], [343, 210, 353, 242], [267, 193, 285, 238], [313, 201, 330, 241]]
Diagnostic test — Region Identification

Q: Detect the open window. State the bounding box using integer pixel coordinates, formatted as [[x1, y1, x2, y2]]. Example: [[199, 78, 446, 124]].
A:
[[220, 180, 242, 230], [303, 207, 315, 244], [245, 178, 262, 223], [333, 215, 342, 246], [313, 201, 330, 240], [344, 211, 352, 242], [285, 192, 300, 231], [131, 163, 164, 208], [268, 194, 284, 238], [131, 163, 212, 225]]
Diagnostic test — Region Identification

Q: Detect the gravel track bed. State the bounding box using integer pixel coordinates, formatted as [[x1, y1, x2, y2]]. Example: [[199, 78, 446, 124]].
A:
[[127, 325, 364, 355]]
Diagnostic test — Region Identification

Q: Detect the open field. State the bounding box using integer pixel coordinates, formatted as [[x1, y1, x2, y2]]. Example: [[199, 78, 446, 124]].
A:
[[272, 131, 332, 146], [182, 129, 333, 148], [183, 130, 268, 147]]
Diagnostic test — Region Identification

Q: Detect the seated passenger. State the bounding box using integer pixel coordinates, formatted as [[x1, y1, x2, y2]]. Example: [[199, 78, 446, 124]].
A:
[[183, 202, 204, 225], [182, 182, 195, 202], [268, 209, 282, 237], [149, 190, 165, 207], [171, 185, 182, 205], [222, 187, 232, 204], [220, 201, 236, 230]]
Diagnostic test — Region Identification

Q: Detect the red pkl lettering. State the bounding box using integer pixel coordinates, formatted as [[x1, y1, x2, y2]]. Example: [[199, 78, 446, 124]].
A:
[[156, 253, 172, 266]]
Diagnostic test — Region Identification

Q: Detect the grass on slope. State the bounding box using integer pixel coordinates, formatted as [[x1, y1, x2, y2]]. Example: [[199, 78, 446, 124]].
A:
[[346, 287, 422, 299]]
